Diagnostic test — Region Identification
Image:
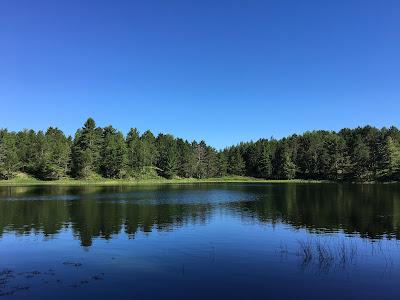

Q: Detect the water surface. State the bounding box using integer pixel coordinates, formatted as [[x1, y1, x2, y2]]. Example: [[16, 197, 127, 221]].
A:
[[0, 183, 399, 299]]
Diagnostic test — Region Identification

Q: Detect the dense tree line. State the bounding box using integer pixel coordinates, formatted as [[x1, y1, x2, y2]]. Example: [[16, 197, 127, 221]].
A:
[[1, 118, 400, 181]]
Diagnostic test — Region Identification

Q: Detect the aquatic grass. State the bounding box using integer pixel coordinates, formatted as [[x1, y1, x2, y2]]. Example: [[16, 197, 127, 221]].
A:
[[297, 239, 313, 263], [294, 238, 360, 272]]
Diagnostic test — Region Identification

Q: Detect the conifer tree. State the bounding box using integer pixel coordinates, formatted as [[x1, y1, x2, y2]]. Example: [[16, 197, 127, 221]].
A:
[[227, 147, 245, 176], [0, 130, 19, 179], [378, 136, 400, 181], [176, 139, 195, 178], [100, 126, 127, 178], [257, 142, 272, 179], [216, 152, 228, 177], [39, 127, 71, 180], [141, 130, 158, 168], [72, 118, 102, 178], [156, 134, 178, 179], [126, 128, 144, 176]]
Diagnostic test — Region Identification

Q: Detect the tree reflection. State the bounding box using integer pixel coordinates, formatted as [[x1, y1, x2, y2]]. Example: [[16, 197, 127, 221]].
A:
[[0, 184, 400, 246]]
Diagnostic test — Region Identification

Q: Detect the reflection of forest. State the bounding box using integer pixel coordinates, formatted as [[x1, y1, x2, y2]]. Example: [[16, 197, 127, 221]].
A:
[[232, 183, 400, 240], [0, 184, 400, 246]]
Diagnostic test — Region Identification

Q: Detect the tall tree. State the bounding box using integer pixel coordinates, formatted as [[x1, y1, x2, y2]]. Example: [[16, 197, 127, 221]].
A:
[[141, 130, 158, 168], [156, 134, 178, 179], [227, 147, 245, 176], [378, 136, 400, 181], [72, 118, 102, 178], [351, 136, 371, 180], [257, 141, 272, 179], [100, 126, 127, 178], [176, 139, 195, 178], [126, 128, 144, 176], [274, 142, 296, 179], [0, 130, 19, 179], [16, 129, 37, 174], [38, 127, 71, 180]]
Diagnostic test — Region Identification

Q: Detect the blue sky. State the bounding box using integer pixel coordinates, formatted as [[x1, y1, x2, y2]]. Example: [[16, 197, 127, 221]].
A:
[[0, 0, 399, 149]]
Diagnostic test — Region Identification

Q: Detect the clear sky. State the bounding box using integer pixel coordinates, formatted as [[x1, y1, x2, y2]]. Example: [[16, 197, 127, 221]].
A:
[[1, 0, 399, 149]]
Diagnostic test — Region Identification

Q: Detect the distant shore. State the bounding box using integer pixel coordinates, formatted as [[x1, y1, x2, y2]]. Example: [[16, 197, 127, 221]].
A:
[[0, 176, 324, 186]]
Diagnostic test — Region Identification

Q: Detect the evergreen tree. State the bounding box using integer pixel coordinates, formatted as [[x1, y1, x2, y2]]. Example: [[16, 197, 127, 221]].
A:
[[100, 126, 127, 178], [72, 118, 102, 178], [216, 152, 228, 177], [203, 144, 218, 178], [275, 142, 296, 179], [257, 142, 272, 179], [39, 127, 71, 180], [351, 136, 371, 180], [126, 128, 144, 176], [176, 139, 195, 178], [141, 130, 158, 168], [378, 136, 400, 181], [156, 134, 178, 179], [0, 130, 19, 179], [16, 129, 37, 174], [227, 147, 245, 176]]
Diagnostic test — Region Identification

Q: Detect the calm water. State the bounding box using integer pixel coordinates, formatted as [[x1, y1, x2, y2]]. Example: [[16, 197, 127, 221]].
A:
[[0, 183, 399, 299]]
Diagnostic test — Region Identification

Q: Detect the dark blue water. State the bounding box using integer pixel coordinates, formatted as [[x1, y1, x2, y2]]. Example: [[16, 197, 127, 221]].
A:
[[0, 183, 399, 299]]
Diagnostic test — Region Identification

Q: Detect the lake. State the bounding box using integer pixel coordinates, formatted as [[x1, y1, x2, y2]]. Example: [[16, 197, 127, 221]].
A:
[[0, 183, 399, 299]]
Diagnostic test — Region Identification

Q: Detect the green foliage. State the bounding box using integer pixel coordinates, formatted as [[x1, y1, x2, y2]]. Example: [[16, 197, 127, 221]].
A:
[[0, 130, 19, 179], [100, 126, 127, 178], [126, 128, 144, 176], [72, 118, 102, 178], [141, 130, 158, 167], [1, 120, 400, 182], [378, 136, 400, 181], [227, 147, 245, 176], [176, 139, 196, 178], [38, 127, 71, 180], [274, 142, 296, 179], [156, 134, 178, 179]]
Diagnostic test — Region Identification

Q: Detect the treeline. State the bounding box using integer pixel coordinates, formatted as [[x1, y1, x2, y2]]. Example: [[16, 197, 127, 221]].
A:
[[1, 118, 400, 181]]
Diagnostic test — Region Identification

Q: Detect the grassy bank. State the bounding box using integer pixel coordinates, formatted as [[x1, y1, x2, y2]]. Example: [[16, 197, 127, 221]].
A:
[[0, 175, 322, 186]]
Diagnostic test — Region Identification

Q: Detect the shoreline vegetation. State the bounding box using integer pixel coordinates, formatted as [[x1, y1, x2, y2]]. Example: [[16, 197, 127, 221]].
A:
[[1, 118, 400, 183], [0, 175, 324, 186]]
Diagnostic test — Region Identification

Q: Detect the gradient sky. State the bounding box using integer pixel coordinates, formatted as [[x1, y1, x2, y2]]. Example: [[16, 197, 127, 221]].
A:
[[1, 0, 399, 149]]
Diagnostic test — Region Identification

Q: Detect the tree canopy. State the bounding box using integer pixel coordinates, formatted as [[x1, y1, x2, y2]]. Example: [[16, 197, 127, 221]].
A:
[[1, 118, 400, 182]]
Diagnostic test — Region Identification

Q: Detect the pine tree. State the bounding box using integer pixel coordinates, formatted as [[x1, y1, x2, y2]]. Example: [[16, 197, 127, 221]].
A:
[[141, 130, 158, 168], [378, 136, 400, 181], [216, 152, 228, 177], [227, 147, 245, 176], [72, 118, 102, 178], [274, 143, 296, 179], [176, 139, 195, 178], [257, 142, 272, 179], [39, 127, 71, 180], [193, 141, 208, 179], [0, 130, 19, 179], [100, 126, 127, 178], [351, 136, 371, 180], [126, 128, 144, 176], [282, 152, 296, 179], [156, 134, 178, 179], [16, 129, 37, 174]]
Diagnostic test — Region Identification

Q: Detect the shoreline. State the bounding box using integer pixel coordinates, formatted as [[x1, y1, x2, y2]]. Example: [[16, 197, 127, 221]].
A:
[[0, 176, 325, 187]]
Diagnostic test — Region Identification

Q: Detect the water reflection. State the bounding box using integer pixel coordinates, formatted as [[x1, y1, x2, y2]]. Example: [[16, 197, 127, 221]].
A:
[[0, 183, 400, 246]]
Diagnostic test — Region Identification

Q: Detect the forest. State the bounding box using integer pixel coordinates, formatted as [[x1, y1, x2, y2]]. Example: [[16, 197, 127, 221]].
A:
[[0, 118, 400, 182]]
